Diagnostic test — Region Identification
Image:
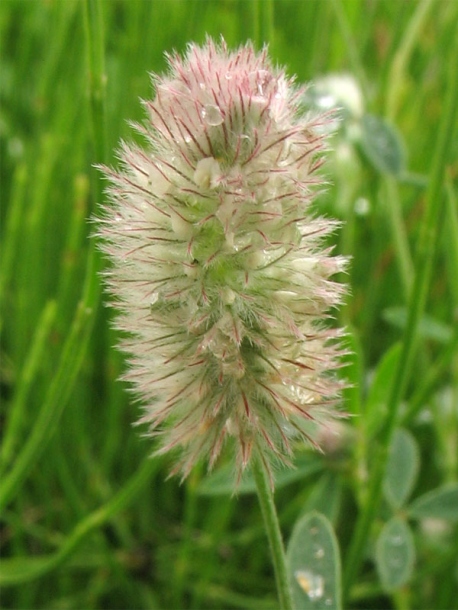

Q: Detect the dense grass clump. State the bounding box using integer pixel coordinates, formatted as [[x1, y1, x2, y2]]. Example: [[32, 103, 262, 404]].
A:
[[1, 1, 457, 609]]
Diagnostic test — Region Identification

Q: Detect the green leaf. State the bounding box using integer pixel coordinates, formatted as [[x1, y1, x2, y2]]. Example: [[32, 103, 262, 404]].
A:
[[360, 114, 406, 175], [364, 343, 402, 436], [383, 307, 453, 343], [383, 428, 420, 510], [301, 473, 343, 524], [287, 511, 342, 610], [197, 453, 324, 496], [375, 517, 415, 591], [341, 327, 363, 416], [408, 484, 458, 521]]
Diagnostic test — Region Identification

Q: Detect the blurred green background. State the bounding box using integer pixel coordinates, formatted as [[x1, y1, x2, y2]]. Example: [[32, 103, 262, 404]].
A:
[[1, 1, 457, 609]]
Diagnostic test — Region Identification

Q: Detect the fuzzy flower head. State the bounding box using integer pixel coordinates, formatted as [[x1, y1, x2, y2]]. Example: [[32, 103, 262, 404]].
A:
[[98, 39, 347, 482]]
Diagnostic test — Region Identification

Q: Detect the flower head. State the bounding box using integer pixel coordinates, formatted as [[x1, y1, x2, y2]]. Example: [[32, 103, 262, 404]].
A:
[[97, 38, 347, 482]]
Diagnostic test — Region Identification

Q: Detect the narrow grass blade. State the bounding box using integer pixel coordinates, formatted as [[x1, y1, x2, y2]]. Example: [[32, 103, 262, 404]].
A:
[[0, 454, 158, 586]]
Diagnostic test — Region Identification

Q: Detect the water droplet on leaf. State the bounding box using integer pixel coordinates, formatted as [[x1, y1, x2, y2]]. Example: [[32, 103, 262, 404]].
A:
[[314, 546, 325, 559], [354, 197, 370, 216], [201, 104, 224, 126], [294, 569, 324, 601], [389, 556, 403, 568]]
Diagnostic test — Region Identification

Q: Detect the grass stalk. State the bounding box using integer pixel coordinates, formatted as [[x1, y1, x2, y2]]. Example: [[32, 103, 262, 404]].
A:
[[83, 0, 107, 171], [0, 295, 97, 511], [331, 0, 369, 97], [0, 455, 159, 586], [173, 468, 202, 609], [0, 300, 57, 473], [343, 28, 458, 602], [254, 0, 275, 48], [0, 0, 107, 513], [444, 175, 458, 302], [0, 164, 27, 321], [383, 176, 414, 301], [385, 0, 434, 120]]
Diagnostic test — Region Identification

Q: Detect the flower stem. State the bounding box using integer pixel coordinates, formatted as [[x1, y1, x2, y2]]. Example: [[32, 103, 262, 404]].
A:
[[252, 455, 294, 610]]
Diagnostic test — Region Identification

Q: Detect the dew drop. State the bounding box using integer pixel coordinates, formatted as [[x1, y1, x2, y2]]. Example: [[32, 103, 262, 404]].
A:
[[256, 69, 271, 96], [294, 570, 324, 601], [252, 95, 267, 106], [390, 534, 403, 546], [354, 197, 370, 216], [201, 104, 224, 126], [389, 556, 403, 568], [221, 287, 236, 305], [315, 93, 337, 111], [225, 71, 232, 80], [325, 597, 333, 606], [150, 292, 163, 312], [314, 546, 325, 559], [9, 136, 25, 160]]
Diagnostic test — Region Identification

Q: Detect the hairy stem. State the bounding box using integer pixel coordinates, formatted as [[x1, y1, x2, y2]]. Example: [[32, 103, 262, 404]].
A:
[[253, 455, 294, 610]]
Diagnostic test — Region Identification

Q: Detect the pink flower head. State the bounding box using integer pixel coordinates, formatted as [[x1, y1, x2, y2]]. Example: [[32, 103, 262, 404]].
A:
[[97, 38, 347, 482]]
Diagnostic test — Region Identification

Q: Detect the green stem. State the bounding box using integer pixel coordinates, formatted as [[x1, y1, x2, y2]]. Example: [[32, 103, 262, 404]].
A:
[[253, 0, 275, 48], [331, 0, 369, 98], [383, 176, 414, 301], [173, 467, 202, 609], [402, 325, 458, 424], [0, 455, 159, 586], [0, 0, 107, 513], [343, 26, 458, 603], [0, 300, 57, 472], [0, 296, 97, 512], [0, 164, 27, 322], [444, 175, 458, 303], [252, 455, 294, 610], [83, 0, 107, 170], [385, 0, 434, 121]]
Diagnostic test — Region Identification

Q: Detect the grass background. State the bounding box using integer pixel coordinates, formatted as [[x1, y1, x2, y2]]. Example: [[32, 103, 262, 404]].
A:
[[1, 0, 457, 608]]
